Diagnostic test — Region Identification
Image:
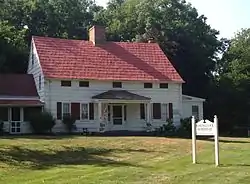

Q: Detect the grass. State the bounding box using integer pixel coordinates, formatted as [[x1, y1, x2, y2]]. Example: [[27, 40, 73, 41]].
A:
[[0, 136, 250, 184]]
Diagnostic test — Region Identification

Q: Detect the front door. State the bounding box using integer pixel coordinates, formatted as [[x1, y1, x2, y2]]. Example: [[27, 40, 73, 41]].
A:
[[112, 105, 123, 126]]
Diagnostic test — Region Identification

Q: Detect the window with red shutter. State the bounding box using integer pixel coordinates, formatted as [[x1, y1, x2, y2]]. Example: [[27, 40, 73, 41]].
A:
[[153, 103, 161, 119], [71, 103, 80, 120]]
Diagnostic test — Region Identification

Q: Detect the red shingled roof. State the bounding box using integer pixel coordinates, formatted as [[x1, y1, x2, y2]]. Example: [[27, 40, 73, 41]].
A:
[[33, 36, 184, 82], [0, 74, 38, 97]]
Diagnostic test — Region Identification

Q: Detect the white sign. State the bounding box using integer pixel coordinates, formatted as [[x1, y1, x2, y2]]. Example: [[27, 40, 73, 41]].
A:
[[192, 115, 220, 166], [196, 120, 215, 136]]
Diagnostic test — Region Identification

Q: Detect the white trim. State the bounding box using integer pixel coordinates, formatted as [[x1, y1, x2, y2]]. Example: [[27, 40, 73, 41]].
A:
[[182, 95, 206, 102], [93, 99, 151, 104]]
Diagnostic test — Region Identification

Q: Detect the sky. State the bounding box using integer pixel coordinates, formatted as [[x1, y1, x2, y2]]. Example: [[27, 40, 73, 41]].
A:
[[95, 0, 250, 39]]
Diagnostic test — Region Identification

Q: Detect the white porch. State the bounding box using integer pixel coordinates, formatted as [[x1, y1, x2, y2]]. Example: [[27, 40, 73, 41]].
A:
[[95, 101, 153, 132], [0, 102, 43, 134]]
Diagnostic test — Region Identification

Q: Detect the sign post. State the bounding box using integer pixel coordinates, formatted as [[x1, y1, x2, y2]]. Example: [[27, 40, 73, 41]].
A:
[[191, 115, 219, 166], [191, 116, 196, 164]]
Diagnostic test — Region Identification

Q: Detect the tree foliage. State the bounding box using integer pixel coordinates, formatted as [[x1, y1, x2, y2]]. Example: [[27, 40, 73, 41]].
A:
[[216, 29, 250, 130]]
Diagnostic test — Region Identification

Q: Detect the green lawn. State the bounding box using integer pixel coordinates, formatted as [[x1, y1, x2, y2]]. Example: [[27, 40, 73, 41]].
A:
[[0, 136, 250, 184]]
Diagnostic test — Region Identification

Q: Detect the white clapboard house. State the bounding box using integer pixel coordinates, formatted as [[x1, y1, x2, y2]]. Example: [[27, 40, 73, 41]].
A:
[[0, 25, 205, 134]]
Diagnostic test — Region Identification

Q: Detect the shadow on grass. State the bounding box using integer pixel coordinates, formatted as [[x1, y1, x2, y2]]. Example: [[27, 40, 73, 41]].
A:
[[202, 138, 250, 144], [0, 146, 142, 170], [197, 162, 250, 167]]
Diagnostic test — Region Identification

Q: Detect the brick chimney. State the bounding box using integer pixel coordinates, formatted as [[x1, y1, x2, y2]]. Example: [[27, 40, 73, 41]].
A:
[[89, 25, 106, 45]]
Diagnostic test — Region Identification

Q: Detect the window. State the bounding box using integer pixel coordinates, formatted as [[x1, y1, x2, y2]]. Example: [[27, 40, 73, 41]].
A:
[[62, 103, 70, 117], [11, 122, 21, 134], [159, 83, 168, 89], [144, 83, 152, 88], [113, 82, 122, 88], [192, 105, 199, 119], [61, 80, 71, 87], [0, 107, 8, 121], [140, 104, 145, 119], [38, 75, 41, 90], [124, 105, 127, 121], [153, 103, 161, 119], [161, 104, 168, 121], [79, 81, 89, 87], [81, 103, 89, 120]]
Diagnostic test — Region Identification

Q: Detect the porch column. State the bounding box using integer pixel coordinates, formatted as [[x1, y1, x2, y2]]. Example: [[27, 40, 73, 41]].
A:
[[147, 102, 151, 123], [98, 102, 102, 122]]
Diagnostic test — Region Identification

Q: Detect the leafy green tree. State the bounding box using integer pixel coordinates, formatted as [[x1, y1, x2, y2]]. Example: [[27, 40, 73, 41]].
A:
[[97, 0, 223, 99], [217, 28, 250, 130], [0, 21, 28, 73]]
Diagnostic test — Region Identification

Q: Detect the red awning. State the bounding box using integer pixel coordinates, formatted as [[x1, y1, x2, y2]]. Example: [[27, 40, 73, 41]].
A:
[[0, 99, 44, 106]]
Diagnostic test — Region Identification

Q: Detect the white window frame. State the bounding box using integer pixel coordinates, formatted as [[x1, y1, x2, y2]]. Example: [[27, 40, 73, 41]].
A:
[[81, 103, 89, 120], [62, 102, 71, 117]]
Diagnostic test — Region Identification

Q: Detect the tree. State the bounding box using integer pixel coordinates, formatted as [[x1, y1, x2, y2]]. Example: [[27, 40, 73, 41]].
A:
[[217, 28, 250, 130], [96, 0, 223, 99], [0, 0, 102, 73], [0, 21, 28, 73]]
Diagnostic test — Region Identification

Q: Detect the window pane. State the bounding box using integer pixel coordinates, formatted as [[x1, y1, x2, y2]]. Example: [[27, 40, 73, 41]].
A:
[[153, 103, 161, 119], [0, 107, 8, 121], [140, 104, 145, 119], [79, 81, 89, 87], [11, 128, 15, 132], [113, 82, 122, 88], [144, 83, 152, 88], [11, 107, 20, 121], [16, 128, 21, 132], [159, 83, 168, 88], [81, 104, 88, 119], [192, 106, 199, 119], [63, 103, 70, 113], [61, 80, 71, 87]]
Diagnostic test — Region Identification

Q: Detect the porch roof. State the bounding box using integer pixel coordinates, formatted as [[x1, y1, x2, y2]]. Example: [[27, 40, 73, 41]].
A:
[[0, 99, 44, 106], [92, 90, 151, 101]]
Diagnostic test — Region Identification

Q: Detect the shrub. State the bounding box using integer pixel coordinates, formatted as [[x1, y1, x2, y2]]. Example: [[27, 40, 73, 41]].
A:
[[176, 117, 192, 137], [62, 115, 76, 133], [29, 111, 56, 134], [155, 119, 176, 136]]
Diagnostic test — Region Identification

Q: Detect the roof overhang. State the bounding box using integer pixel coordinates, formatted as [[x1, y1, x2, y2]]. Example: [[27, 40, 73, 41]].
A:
[[0, 99, 44, 106], [182, 95, 206, 102], [92, 90, 151, 102]]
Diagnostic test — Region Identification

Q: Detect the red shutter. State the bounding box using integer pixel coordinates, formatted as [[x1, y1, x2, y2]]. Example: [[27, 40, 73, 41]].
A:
[[57, 102, 62, 120], [89, 103, 94, 120], [71, 103, 80, 120], [169, 103, 173, 119]]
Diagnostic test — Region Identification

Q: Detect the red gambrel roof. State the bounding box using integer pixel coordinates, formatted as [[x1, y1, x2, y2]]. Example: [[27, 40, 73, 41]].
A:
[[33, 36, 184, 82], [0, 74, 38, 97]]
